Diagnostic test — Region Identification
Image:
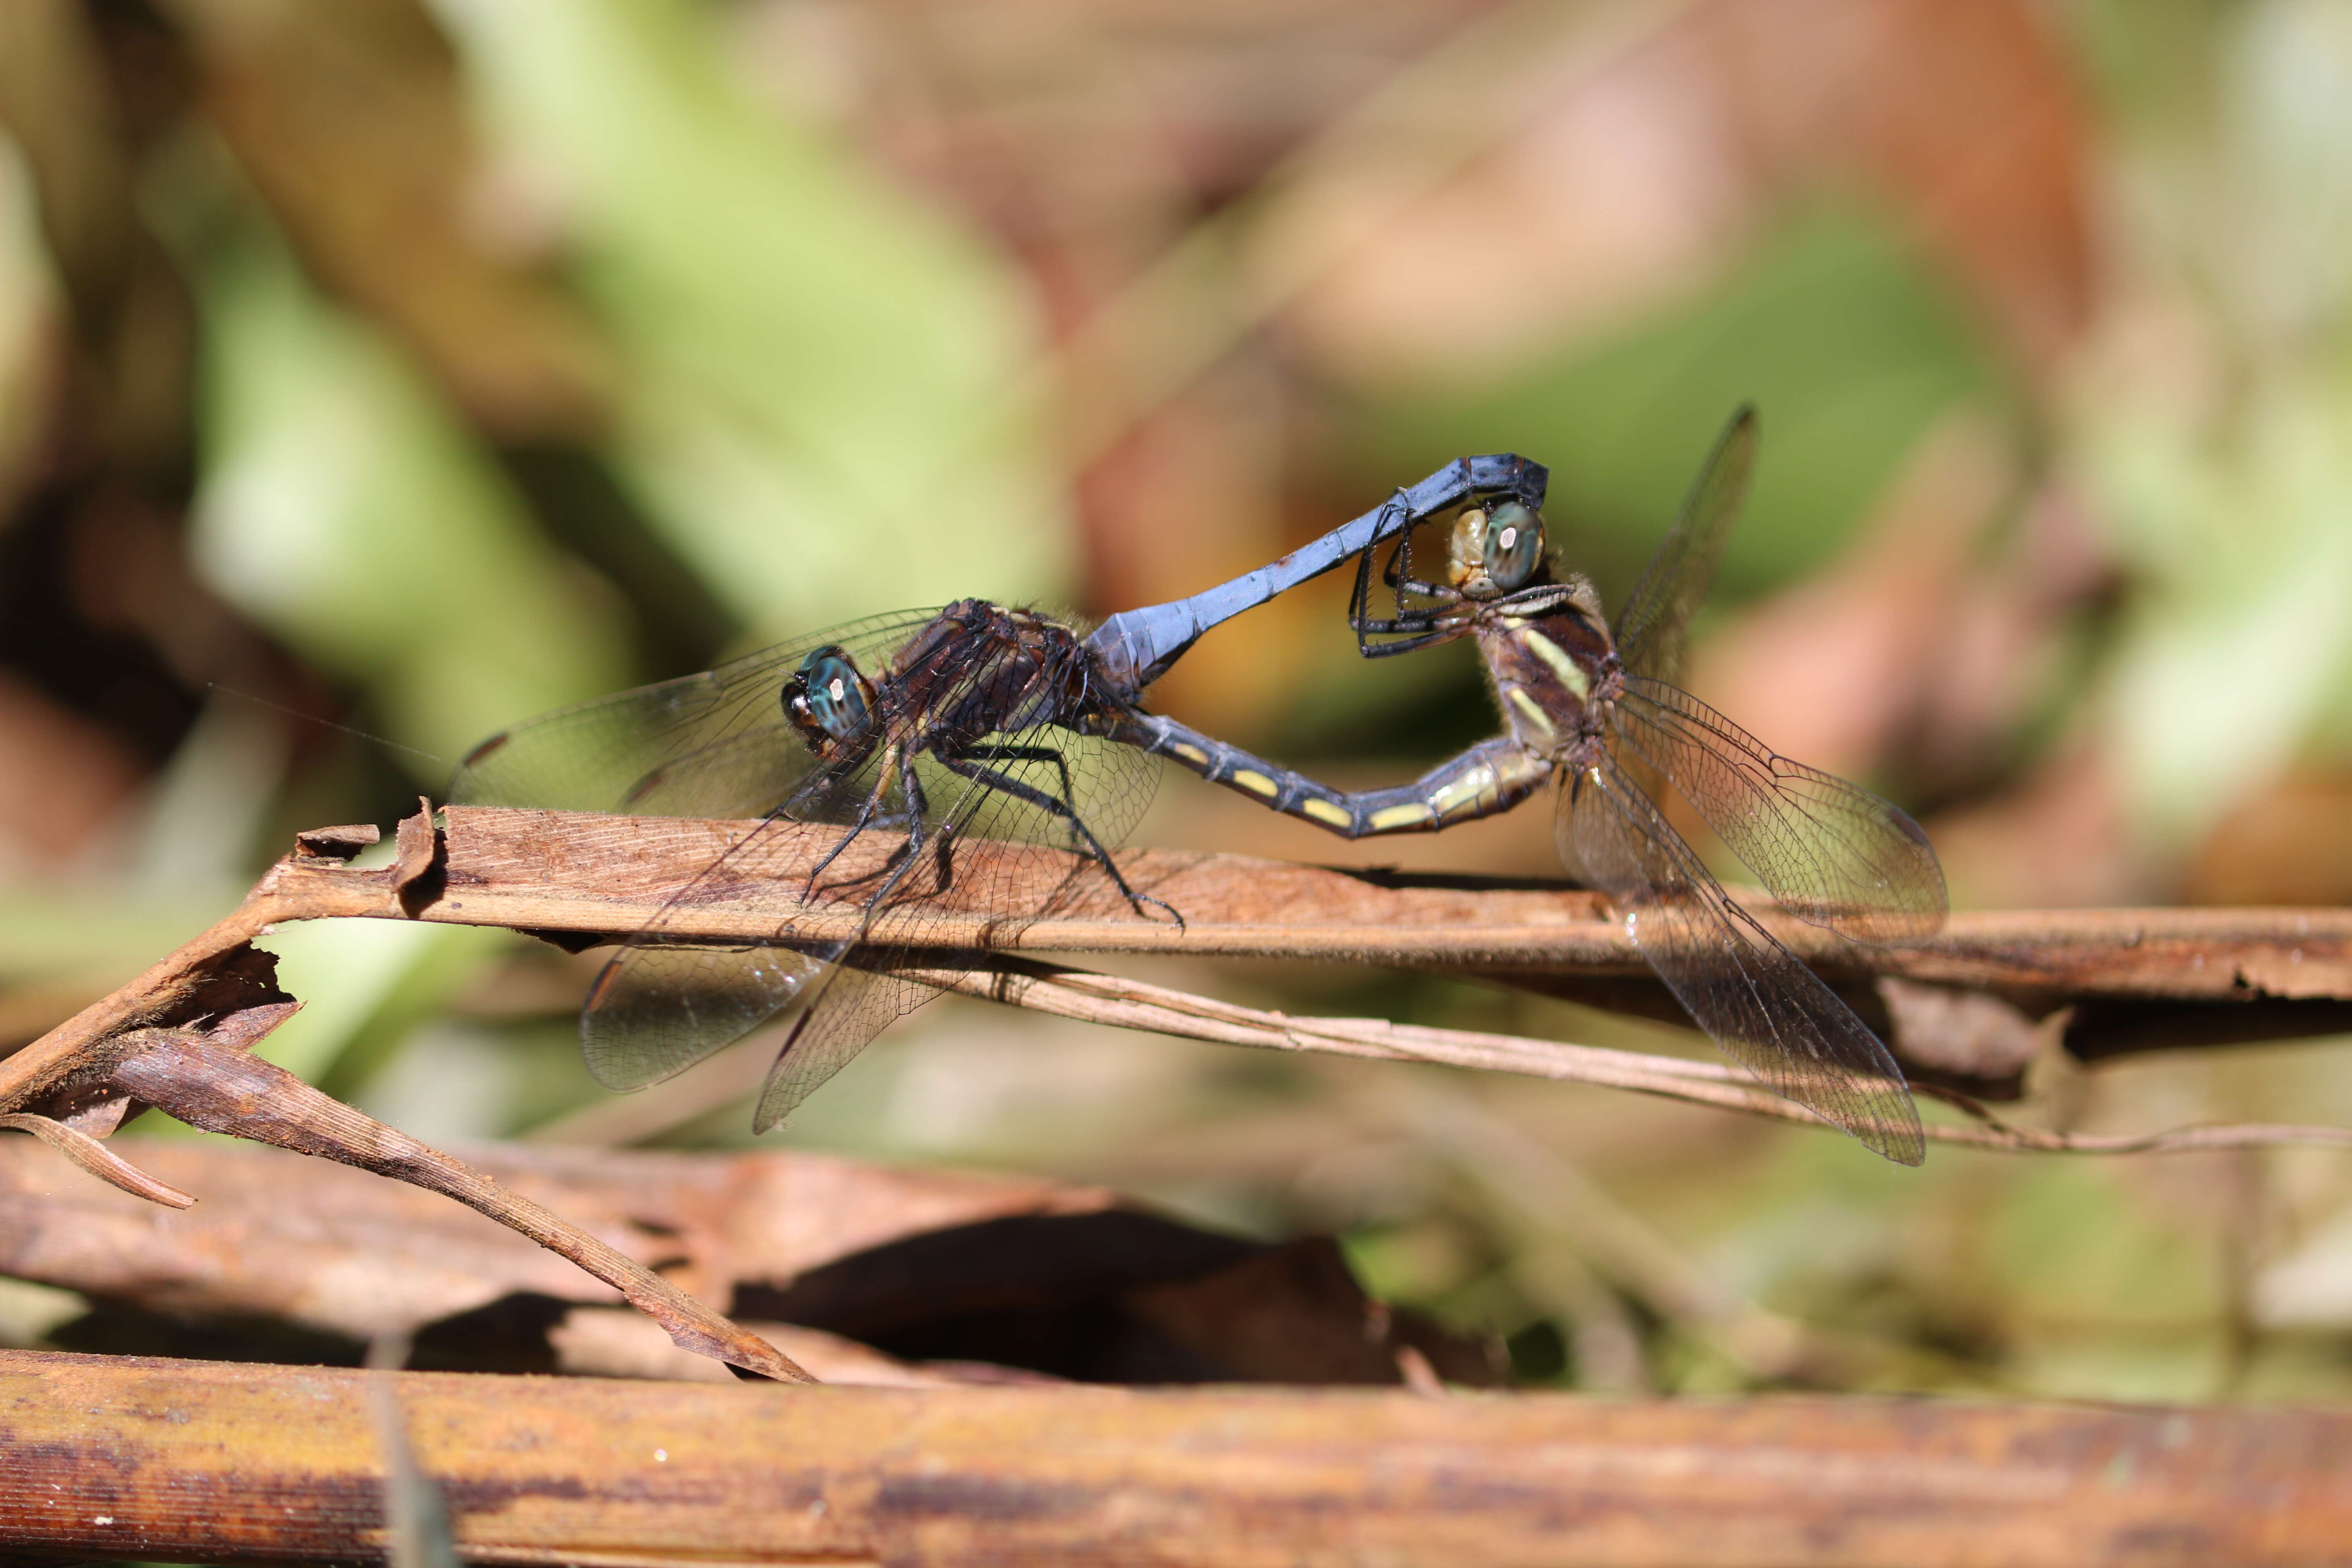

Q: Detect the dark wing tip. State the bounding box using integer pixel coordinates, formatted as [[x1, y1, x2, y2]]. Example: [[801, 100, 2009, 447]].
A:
[[621, 764, 671, 808], [457, 730, 509, 769], [448, 731, 512, 801]]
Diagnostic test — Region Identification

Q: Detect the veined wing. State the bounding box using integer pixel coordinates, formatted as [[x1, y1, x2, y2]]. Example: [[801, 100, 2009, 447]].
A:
[[738, 950, 979, 1133], [576, 713, 928, 1096], [1562, 749, 1925, 1165], [1613, 677, 1945, 946], [579, 909, 833, 1092], [744, 719, 1163, 1131], [1611, 407, 1758, 687], [577, 782, 956, 1104], [582, 636, 1163, 1127], [446, 610, 945, 816]]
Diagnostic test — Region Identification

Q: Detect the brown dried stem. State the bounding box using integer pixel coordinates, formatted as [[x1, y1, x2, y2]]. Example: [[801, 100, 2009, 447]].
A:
[[2, 1348, 2348, 1565], [11, 803, 2350, 1172], [0, 809, 811, 1383], [404, 809, 2352, 1008], [918, 958, 2352, 1156], [106, 1027, 811, 1383]]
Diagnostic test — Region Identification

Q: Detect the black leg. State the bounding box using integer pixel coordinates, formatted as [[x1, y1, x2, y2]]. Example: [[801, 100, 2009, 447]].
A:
[[799, 761, 891, 894], [1351, 521, 1467, 653], [961, 742, 1082, 850], [804, 745, 931, 900], [1357, 629, 1461, 658], [830, 755, 938, 913], [937, 750, 1181, 927]]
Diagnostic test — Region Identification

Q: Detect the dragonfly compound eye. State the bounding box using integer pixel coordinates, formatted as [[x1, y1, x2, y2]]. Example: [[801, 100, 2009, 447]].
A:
[[785, 646, 876, 750], [1483, 500, 1544, 590], [1445, 507, 1488, 589]]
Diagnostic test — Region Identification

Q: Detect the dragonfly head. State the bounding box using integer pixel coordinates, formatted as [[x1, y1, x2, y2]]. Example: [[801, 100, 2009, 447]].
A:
[[1446, 499, 1547, 599], [784, 645, 878, 759]]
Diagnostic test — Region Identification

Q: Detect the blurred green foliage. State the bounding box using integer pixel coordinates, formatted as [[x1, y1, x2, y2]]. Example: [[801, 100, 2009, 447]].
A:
[[430, 0, 1071, 637], [1367, 207, 2000, 606], [194, 236, 633, 765], [2071, 0, 2352, 856]]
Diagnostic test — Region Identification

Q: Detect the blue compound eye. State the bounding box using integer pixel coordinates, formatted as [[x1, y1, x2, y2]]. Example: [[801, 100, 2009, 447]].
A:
[[1482, 500, 1544, 591], [787, 646, 873, 745]]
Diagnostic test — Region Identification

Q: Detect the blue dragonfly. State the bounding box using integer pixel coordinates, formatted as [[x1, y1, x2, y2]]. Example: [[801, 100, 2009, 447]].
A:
[[449, 456, 1547, 1132]]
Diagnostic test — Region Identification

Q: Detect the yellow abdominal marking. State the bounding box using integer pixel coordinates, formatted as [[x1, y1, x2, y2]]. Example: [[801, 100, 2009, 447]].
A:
[[1521, 631, 1592, 701], [1506, 687, 1559, 743], [1230, 768, 1278, 797], [1369, 802, 1435, 831], [1429, 762, 1498, 820], [1299, 797, 1354, 829], [1168, 740, 1209, 765]]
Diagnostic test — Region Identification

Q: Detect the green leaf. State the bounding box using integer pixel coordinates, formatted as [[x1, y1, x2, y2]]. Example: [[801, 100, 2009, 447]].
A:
[[430, 0, 1070, 636], [191, 238, 633, 773], [1358, 206, 2002, 607]]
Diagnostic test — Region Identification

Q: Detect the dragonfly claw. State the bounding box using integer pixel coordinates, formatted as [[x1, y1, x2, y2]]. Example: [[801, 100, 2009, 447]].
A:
[[1132, 891, 1186, 932]]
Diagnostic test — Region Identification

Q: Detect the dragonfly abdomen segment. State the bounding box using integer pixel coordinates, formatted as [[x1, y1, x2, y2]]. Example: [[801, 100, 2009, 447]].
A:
[[1125, 714, 1550, 838]]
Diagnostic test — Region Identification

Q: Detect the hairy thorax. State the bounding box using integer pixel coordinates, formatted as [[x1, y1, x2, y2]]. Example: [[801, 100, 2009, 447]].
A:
[[886, 601, 1093, 745], [1475, 593, 1621, 770]]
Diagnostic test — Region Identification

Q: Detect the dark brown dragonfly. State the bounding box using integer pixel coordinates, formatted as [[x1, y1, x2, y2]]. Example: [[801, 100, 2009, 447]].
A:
[[1142, 409, 1945, 1163]]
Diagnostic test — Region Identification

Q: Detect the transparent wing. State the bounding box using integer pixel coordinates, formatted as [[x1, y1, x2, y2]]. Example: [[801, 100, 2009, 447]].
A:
[[742, 722, 1163, 1129], [581, 929, 832, 1091], [1562, 750, 1925, 1165], [751, 956, 934, 1133], [918, 721, 1161, 858], [577, 791, 891, 1093], [1613, 677, 1945, 946], [581, 630, 1164, 1122], [446, 610, 944, 816], [1611, 407, 1758, 687]]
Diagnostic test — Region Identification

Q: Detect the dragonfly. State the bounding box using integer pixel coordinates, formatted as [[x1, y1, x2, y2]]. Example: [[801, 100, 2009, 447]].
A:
[[448, 455, 1549, 1132], [1132, 407, 1944, 1164]]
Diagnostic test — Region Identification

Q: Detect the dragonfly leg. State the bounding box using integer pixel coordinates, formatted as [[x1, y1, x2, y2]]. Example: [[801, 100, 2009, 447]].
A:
[[1355, 627, 1466, 659], [1349, 513, 1472, 654], [823, 755, 945, 916], [800, 745, 927, 900], [1118, 715, 1552, 839], [782, 754, 912, 833], [936, 750, 1182, 927], [959, 742, 1082, 852]]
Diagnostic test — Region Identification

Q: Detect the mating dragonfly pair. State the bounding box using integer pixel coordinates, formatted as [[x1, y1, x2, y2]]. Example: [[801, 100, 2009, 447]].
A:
[[452, 410, 1944, 1165]]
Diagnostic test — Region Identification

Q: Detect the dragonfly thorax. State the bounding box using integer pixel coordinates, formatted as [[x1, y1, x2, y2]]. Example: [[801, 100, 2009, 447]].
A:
[[887, 599, 1095, 747], [1477, 596, 1619, 764]]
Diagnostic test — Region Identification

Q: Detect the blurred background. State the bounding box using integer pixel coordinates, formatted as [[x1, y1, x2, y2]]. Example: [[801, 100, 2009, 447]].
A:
[[3, 0, 2352, 1400]]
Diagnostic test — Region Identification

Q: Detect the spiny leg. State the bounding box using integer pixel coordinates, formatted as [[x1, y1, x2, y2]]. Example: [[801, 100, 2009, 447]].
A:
[[784, 766, 892, 897], [1349, 509, 1466, 650], [783, 750, 913, 837], [1356, 628, 1465, 658], [961, 742, 1082, 851], [825, 754, 940, 915], [936, 749, 1181, 926], [802, 743, 929, 900]]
